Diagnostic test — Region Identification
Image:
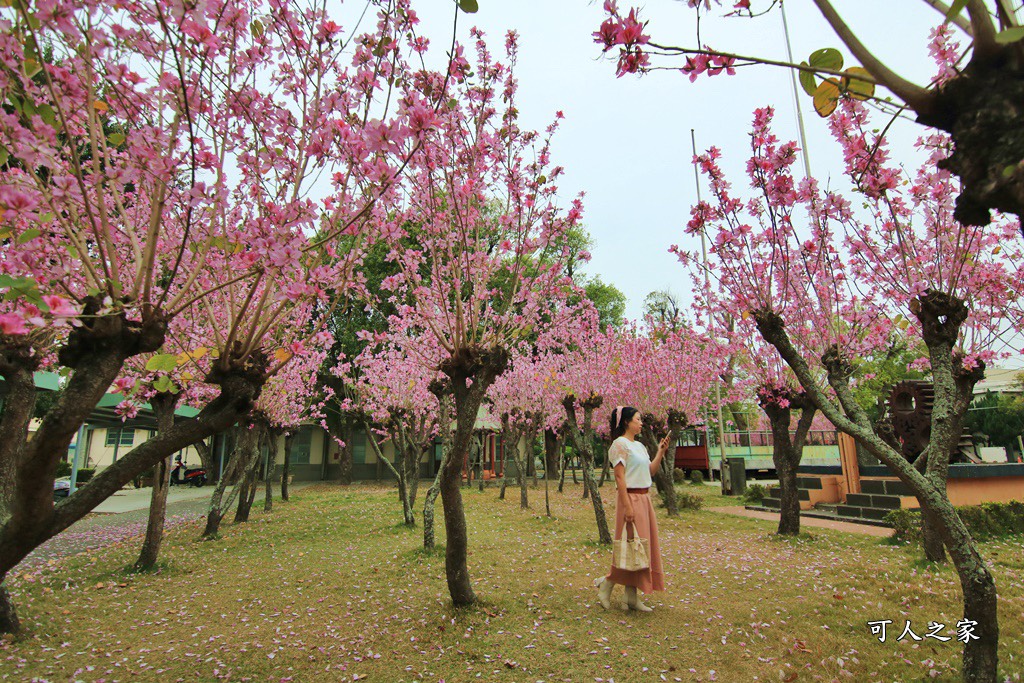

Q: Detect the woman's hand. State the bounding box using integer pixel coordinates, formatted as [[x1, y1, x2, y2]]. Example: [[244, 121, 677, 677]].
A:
[[658, 435, 672, 454], [625, 507, 635, 524]]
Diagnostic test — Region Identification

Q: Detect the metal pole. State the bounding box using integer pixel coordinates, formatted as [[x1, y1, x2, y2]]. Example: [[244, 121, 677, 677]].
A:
[[69, 424, 86, 495], [691, 129, 731, 493], [780, 0, 813, 180]]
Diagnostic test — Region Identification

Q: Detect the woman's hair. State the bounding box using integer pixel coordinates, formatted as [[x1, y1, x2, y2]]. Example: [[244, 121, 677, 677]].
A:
[[609, 406, 639, 440]]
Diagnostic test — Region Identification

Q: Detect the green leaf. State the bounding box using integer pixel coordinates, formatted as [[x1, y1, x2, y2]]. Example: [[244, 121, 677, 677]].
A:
[[107, 132, 125, 147], [0, 146, 8, 167], [808, 48, 843, 72], [16, 228, 40, 244], [152, 375, 179, 394], [945, 0, 969, 23], [250, 19, 264, 39], [145, 354, 179, 372], [21, 58, 41, 79], [36, 103, 55, 126], [798, 61, 817, 96], [458, 0, 479, 13], [995, 26, 1024, 44]]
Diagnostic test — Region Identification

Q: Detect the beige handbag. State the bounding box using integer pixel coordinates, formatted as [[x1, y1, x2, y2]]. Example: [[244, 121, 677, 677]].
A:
[[612, 522, 650, 571]]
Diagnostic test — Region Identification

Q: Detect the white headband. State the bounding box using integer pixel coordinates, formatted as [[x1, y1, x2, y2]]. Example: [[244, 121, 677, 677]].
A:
[[614, 405, 623, 426]]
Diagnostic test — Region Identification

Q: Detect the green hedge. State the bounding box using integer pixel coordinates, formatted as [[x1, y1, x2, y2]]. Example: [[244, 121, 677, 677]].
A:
[[742, 483, 767, 505], [55, 460, 71, 478], [887, 500, 1024, 544], [74, 468, 95, 484]]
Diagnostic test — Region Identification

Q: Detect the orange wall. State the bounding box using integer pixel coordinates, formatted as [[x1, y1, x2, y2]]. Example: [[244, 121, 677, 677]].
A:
[[948, 477, 1024, 506]]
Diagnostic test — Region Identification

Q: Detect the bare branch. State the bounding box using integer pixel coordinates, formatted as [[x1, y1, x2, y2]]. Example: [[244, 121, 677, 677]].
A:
[[922, 0, 975, 35]]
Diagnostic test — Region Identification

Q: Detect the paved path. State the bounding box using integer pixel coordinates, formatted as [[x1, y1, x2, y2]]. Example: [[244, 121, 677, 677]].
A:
[[14, 483, 314, 573], [709, 506, 892, 537]]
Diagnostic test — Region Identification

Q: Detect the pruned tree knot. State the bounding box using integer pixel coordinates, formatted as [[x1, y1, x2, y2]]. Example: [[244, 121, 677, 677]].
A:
[[580, 394, 603, 411], [911, 290, 968, 345], [751, 308, 784, 344], [822, 345, 854, 382]]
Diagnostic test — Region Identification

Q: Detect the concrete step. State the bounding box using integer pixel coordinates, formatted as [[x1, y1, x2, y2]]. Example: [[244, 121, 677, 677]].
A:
[[846, 492, 903, 510], [796, 476, 824, 490], [761, 496, 781, 509], [767, 486, 810, 501], [860, 478, 913, 496]]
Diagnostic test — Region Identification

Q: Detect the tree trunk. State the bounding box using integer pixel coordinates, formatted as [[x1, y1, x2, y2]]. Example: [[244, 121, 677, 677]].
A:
[[753, 295, 999, 681], [0, 584, 18, 635], [281, 433, 293, 501], [498, 443, 508, 500], [762, 399, 816, 536], [544, 428, 560, 481], [193, 438, 215, 481], [558, 452, 568, 493], [922, 506, 948, 563], [476, 435, 485, 492], [367, 419, 414, 526], [235, 459, 259, 523], [544, 465, 551, 517], [423, 449, 448, 550], [264, 429, 280, 513], [0, 349, 38, 523], [437, 346, 508, 606], [203, 426, 259, 538], [562, 396, 612, 544], [133, 393, 179, 571], [0, 332, 260, 634]]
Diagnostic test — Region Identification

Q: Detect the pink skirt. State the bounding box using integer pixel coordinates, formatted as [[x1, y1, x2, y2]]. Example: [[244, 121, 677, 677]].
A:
[[607, 490, 664, 594]]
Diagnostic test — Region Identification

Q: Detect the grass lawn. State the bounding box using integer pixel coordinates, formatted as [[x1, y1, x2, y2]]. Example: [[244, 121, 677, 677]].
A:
[[3, 481, 1022, 682]]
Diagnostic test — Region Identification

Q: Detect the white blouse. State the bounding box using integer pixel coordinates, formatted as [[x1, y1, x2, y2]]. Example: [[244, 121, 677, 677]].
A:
[[608, 436, 653, 489]]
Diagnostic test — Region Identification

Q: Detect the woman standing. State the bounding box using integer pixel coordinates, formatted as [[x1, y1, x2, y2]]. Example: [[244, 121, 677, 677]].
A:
[[594, 406, 669, 611]]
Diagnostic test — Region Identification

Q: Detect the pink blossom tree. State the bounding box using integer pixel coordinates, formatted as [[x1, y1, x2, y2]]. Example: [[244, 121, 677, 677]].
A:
[[353, 336, 443, 526], [380, 29, 581, 605], [489, 353, 547, 509], [595, 1, 1024, 228], [0, 0, 427, 633], [609, 325, 727, 516], [682, 100, 1022, 681]]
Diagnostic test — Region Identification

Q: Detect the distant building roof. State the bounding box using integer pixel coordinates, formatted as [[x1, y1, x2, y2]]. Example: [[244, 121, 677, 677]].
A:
[[974, 367, 1024, 396]]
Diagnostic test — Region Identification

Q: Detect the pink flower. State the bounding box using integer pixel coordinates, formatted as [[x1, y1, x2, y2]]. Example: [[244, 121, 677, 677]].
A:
[[0, 313, 27, 335], [42, 295, 78, 317]]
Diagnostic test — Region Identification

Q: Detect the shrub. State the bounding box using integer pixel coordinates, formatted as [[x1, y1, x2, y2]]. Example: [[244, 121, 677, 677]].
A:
[[688, 470, 704, 486], [885, 500, 1024, 545], [742, 483, 767, 505], [75, 468, 95, 484], [676, 490, 704, 510], [672, 467, 686, 484], [55, 460, 71, 478]]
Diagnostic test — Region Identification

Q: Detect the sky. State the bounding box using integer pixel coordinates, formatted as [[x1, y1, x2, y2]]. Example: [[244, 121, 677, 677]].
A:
[[395, 0, 961, 321]]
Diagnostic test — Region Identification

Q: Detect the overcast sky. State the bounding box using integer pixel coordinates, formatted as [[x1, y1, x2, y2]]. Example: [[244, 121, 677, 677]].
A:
[[401, 0, 958, 321]]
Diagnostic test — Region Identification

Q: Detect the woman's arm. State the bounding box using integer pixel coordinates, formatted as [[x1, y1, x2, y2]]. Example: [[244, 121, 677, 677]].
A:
[[614, 462, 634, 522], [649, 435, 672, 477]]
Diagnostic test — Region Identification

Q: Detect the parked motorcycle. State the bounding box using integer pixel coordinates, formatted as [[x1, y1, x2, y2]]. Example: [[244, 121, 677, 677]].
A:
[[170, 459, 207, 487]]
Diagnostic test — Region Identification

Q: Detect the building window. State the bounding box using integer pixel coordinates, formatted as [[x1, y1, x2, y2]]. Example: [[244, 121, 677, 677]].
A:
[[105, 428, 135, 447], [290, 427, 312, 465]]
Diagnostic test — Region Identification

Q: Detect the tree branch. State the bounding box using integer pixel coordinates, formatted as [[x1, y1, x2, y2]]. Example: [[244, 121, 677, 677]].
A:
[[965, 0, 1001, 64], [922, 0, 975, 35], [811, 0, 936, 115]]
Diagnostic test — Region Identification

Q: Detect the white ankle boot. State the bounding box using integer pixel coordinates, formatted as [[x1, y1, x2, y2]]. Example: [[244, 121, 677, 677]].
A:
[[594, 576, 614, 609], [625, 586, 653, 612]]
